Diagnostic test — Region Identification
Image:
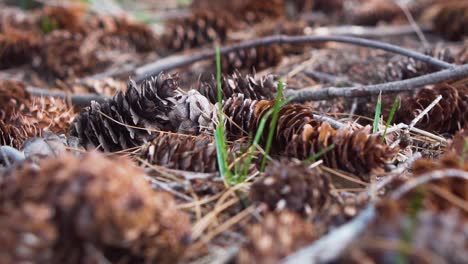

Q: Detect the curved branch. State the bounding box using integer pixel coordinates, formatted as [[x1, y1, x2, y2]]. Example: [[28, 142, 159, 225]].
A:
[[134, 35, 454, 82], [287, 63, 468, 102]]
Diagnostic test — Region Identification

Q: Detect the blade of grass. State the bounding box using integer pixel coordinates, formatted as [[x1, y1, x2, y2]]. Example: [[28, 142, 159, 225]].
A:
[[214, 45, 232, 183], [260, 80, 285, 171], [304, 144, 336, 163], [461, 139, 468, 163], [382, 96, 401, 141], [373, 91, 382, 134]]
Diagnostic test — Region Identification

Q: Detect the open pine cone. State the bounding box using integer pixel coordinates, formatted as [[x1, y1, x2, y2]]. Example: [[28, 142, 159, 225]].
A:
[[236, 211, 316, 264], [39, 30, 108, 79], [222, 45, 283, 73], [71, 74, 180, 152], [429, 1, 468, 41], [139, 134, 218, 173], [0, 30, 40, 69], [395, 80, 468, 134], [162, 10, 229, 52], [0, 152, 191, 263], [250, 160, 333, 217], [97, 16, 158, 52], [198, 71, 277, 104]]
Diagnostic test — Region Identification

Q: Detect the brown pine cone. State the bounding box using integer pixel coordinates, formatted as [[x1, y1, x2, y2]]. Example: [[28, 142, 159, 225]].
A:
[[39, 30, 108, 79], [0, 30, 40, 69], [64, 78, 127, 96], [286, 123, 397, 179], [395, 80, 468, 134], [0, 114, 38, 149], [220, 94, 260, 139], [429, 1, 468, 41], [236, 211, 316, 264], [198, 71, 277, 104], [97, 16, 158, 52], [36, 4, 86, 34], [222, 45, 283, 73], [139, 134, 218, 173], [162, 10, 229, 52], [286, 0, 344, 14], [71, 74, 179, 152], [346, 0, 402, 26], [449, 129, 467, 163], [0, 152, 190, 263], [0, 80, 31, 119], [250, 160, 333, 217], [240, 0, 285, 24]]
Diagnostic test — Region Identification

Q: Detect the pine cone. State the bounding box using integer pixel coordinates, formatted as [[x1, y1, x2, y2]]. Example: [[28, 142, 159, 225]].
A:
[[0, 30, 40, 69], [287, 123, 397, 179], [0, 80, 31, 119], [36, 5, 86, 34], [347, 0, 402, 26], [449, 129, 467, 163], [198, 71, 277, 104], [169, 89, 218, 134], [139, 134, 218, 173], [389, 47, 455, 80], [221, 45, 283, 73], [236, 211, 316, 264], [240, 0, 285, 24], [162, 10, 229, 52], [287, 0, 344, 14], [250, 160, 333, 217], [64, 78, 127, 96], [430, 1, 468, 41], [220, 94, 260, 139], [395, 80, 468, 134], [0, 152, 191, 263], [39, 30, 108, 79], [0, 115, 38, 149], [71, 74, 179, 152], [97, 17, 158, 52]]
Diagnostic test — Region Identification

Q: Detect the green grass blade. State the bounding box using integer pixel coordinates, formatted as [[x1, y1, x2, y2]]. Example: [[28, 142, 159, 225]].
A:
[[304, 144, 336, 163], [382, 96, 400, 141], [461, 139, 468, 163], [260, 80, 284, 171], [373, 92, 382, 134], [214, 45, 232, 183]]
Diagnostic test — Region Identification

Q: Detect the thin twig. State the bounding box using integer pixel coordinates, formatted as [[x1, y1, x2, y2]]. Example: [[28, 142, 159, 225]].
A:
[[313, 114, 347, 129], [391, 169, 468, 200], [409, 95, 443, 128], [26, 86, 107, 106], [287, 64, 468, 102], [135, 35, 453, 82], [282, 205, 376, 264]]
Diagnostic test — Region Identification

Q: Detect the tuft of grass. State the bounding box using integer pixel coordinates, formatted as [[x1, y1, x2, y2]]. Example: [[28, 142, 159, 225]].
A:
[[260, 80, 285, 172], [373, 91, 382, 134], [382, 96, 401, 142], [214, 46, 233, 184], [304, 144, 336, 164]]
